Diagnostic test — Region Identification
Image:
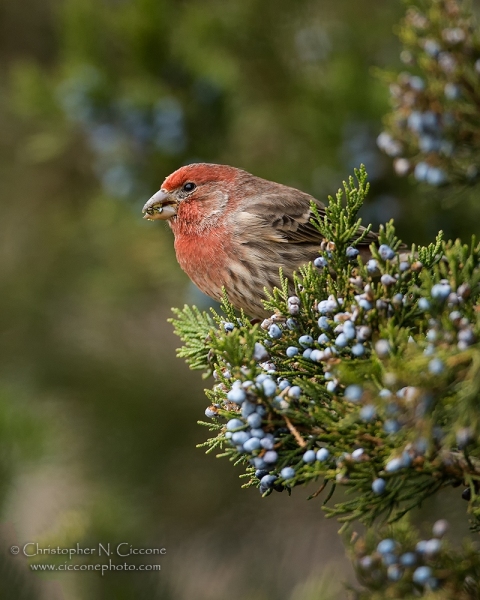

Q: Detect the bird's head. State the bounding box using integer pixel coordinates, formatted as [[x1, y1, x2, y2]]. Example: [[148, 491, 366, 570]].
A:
[[142, 163, 242, 223]]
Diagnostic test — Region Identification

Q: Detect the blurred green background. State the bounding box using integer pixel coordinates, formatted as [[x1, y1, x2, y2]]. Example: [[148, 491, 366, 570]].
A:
[[0, 0, 478, 598]]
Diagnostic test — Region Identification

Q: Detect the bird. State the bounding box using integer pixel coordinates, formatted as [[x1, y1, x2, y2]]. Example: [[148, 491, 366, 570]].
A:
[[142, 163, 378, 319]]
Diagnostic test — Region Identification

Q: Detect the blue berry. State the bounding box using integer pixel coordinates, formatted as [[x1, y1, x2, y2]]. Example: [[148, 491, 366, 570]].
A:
[[385, 457, 403, 472], [372, 478, 386, 495], [352, 448, 364, 461], [223, 322, 235, 332], [458, 328, 475, 347], [256, 405, 267, 416], [243, 437, 261, 452], [346, 246, 359, 260], [317, 333, 330, 345], [416, 540, 428, 554], [241, 401, 256, 418], [314, 256, 328, 269], [288, 303, 300, 316], [360, 404, 376, 422], [344, 385, 363, 402], [400, 552, 417, 567], [316, 448, 330, 462], [286, 346, 299, 358], [409, 75, 424, 90], [247, 413, 262, 428], [358, 299, 373, 311], [253, 457, 267, 470], [255, 469, 269, 479], [424, 39, 441, 56], [260, 436, 275, 450], [387, 565, 402, 581], [317, 316, 331, 331], [357, 326, 371, 341], [359, 556, 373, 570], [414, 438, 428, 455], [288, 386, 302, 398], [426, 167, 447, 186], [419, 135, 440, 153], [268, 324, 282, 339], [408, 111, 423, 132], [424, 538, 441, 555], [227, 388, 246, 404], [375, 339, 391, 357], [445, 82, 461, 100], [412, 566, 432, 585], [351, 343, 365, 357], [418, 297, 430, 311], [431, 282, 451, 301], [278, 379, 290, 391], [205, 407, 217, 418], [260, 474, 277, 488], [253, 343, 269, 361], [280, 467, 295, 480], [286, 318, 298, 330], [428, 358, 445, 375], [250, 428, 264, 438], [366, 259, 380, 275], [379, 244, 395, 261], [432, 519, 448, 538], [302, 348, 312, 359], [335, 333, 348, 348], [377, 539, 396, 555], [326, 380, 337, 393], [299, 335, 314, 347], [342, 321, 356, 340], [384, 419, 401, 434], [226, 419, 244, 431], [381, 274, 396, 286], [263, 450, 278, 464], [414, 162, 429, 182], [401, 451, 412, 468], [232, 431, 250, 445], [309, 349, 323, 362], [263, 379, 277, 397], [302, 450, 316, 463]]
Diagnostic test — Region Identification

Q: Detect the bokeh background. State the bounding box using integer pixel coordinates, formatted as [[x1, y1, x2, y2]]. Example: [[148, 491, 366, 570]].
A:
[[0, 0, 479, 598]]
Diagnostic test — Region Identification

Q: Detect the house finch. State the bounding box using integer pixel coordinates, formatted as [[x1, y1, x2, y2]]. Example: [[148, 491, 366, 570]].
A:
[[142, 163, 378, 318]]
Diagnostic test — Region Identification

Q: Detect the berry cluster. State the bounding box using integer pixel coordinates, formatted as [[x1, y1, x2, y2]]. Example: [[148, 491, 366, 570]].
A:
[[377, 0, 480, 185], [201, 232, 479, 514], [173, 166, 480, 594], [356, 520, 449, 589]]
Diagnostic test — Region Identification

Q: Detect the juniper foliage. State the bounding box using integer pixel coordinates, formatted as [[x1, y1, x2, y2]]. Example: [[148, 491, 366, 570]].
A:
[[377, 0, 480, 186], [171, 164, 480, 597]]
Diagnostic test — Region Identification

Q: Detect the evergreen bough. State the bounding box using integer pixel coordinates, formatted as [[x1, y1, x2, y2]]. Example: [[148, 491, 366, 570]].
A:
[[171, 165, 480, 598]]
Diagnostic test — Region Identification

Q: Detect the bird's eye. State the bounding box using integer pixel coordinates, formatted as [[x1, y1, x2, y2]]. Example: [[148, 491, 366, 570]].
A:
[[183, 182, 196, 192]]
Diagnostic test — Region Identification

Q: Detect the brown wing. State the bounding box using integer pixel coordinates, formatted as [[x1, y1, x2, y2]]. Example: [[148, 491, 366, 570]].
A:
[[239, 183, 378, 247]]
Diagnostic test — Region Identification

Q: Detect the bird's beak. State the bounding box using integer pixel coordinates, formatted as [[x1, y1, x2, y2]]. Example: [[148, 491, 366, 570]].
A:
[[142, 190, 178, 221]]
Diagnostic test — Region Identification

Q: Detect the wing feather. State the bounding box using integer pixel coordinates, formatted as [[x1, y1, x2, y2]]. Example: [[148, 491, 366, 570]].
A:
[[235, 184, 378, 247]]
